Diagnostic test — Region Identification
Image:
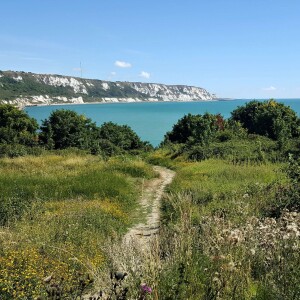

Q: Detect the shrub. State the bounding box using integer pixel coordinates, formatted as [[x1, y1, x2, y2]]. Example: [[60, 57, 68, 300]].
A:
[[98, 122, 146, 151], [39, 109, 98, 150], [230, 99, 300, 140], [0, 104, 38, 146], [163, 113, 225, 145]]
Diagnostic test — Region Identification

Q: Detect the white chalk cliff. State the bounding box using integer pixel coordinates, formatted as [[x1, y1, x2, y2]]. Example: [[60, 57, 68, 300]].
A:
[[0, 71, 216, 107]]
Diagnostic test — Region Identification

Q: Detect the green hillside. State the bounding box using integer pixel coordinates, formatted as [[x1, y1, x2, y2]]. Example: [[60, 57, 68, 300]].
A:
[[0, 70, 145, 102]]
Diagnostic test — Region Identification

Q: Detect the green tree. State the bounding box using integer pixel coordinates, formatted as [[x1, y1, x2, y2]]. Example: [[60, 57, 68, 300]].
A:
[[0, 104, 38, 145], [163, 113, 225, 145], [39, 109, 98, 150], [230, 99, 300, 140], [98, 122, 145, 151]]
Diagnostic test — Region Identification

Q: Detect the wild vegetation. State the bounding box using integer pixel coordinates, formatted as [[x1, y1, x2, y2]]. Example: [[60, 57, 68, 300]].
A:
[[0, 153, 156, 299], [0, 100, 299, 299], [0, 104, 151, 158]]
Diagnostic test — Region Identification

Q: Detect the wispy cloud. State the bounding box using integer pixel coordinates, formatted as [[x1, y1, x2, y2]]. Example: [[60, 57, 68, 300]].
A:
[[139, 71, 150, 79], [107, 71, 117, 80], [115, 60, 132, 68], [263, 86, 277, 91]]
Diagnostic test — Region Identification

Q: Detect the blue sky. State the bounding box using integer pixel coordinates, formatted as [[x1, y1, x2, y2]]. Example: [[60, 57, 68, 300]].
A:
[[1, 0, 299, 98]]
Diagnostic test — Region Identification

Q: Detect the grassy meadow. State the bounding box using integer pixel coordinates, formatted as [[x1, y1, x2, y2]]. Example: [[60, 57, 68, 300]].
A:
[[0, 153, 156, 299], [148, 152, 299, 300], [0, 150, 299, 299]]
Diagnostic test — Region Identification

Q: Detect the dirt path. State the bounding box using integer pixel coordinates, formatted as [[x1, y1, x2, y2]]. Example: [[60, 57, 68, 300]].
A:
[[123, 166, 175, 248], [84, 166, 175, 299]]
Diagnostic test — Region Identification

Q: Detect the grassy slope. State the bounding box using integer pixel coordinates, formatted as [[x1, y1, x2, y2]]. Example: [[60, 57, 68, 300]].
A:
[[1, 150, 298, 299], [0, 153, 155, 299], [167, 159, 285, 222], [147, 152, 299, 300]]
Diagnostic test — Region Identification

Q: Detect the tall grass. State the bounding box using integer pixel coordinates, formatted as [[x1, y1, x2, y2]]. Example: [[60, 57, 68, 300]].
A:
[[0, 153, 156, 299], [153, 158, 299, 299], [164, 159, 285, 223]]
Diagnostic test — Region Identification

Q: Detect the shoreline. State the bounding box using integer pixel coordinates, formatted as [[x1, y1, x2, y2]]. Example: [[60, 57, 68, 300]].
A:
[[23, 98, 220, 109], [19, 98, 300, 110]]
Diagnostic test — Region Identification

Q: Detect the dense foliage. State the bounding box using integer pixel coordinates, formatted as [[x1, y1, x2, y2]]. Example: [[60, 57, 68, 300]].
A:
[[39, 109, 98, 150], [38, 110, 151, 155], [163, 113, 225, 145], [230, 99, 300, 140], [162, 100, 300, 162], [98, 121, 147, 151], [0, 104, 38, 146], [0, 105, 149, 157]]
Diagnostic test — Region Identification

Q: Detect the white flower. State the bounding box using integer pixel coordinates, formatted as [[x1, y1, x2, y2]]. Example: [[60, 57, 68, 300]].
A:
[[250, 248, 256, 256]]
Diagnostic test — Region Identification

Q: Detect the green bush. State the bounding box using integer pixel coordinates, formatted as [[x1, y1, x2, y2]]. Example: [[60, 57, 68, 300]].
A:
[[98, 122, 146, 151], [163, 113, 225, 145], [39, 109, 98, 150], [231, 99, 300, 140], [0, 144, 28, 158], [187, 138, 279, 164], [0, 104, 38, 145]]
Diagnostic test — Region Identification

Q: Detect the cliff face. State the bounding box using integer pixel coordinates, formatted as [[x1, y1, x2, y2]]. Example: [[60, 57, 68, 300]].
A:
[[0, 70, 216, 107]]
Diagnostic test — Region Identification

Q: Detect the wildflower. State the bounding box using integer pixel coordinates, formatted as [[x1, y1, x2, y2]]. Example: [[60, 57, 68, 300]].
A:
[[140, 283, 152, 294], [228, 229, 243, 244], [227, 261, 235, 271], [43, 275, 53, 283], [212, 276, 222, 288]]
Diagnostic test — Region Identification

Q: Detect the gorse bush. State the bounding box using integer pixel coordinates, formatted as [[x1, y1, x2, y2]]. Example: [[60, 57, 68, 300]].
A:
[[187, 137, 279, 163], [263, 154, 300, 217], [38, 109, 151, 154], [98, 122, 147, 151]]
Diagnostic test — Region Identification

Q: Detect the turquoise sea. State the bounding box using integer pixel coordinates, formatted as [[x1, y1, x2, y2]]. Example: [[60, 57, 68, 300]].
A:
[[25, 99, 300, 146]]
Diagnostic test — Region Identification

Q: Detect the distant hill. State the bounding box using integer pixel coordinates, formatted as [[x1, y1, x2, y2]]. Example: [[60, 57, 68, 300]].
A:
[[0, 70, 216, 107]]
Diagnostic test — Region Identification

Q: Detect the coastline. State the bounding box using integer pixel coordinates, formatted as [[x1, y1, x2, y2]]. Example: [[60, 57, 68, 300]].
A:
[[22, 98, 220, 109], [22, 98, 300, 110]]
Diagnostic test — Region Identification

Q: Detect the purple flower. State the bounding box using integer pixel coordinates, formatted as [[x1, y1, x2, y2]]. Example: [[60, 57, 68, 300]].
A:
[[141, 284, 152, 294]]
